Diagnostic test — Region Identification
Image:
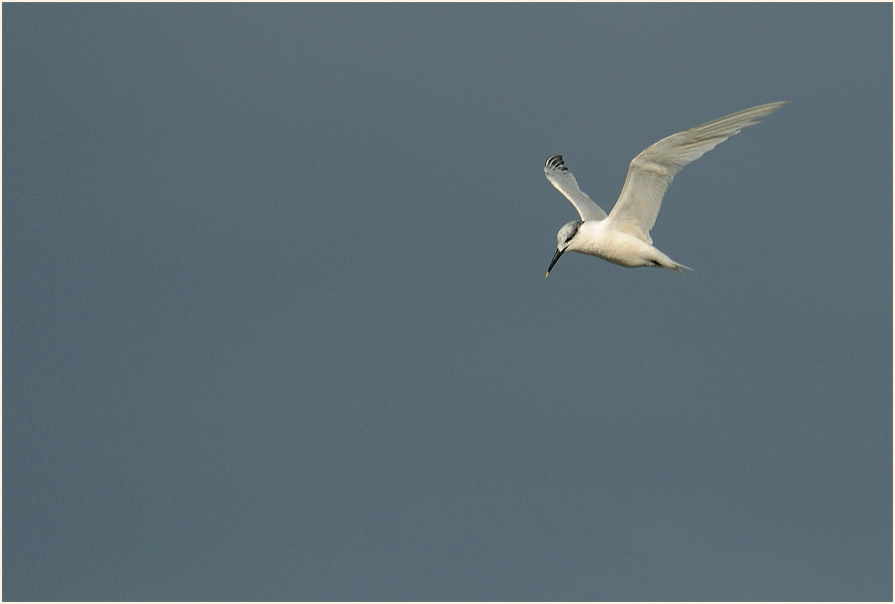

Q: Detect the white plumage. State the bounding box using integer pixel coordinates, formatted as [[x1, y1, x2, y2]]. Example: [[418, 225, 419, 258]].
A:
[[544, 101, 788, 277]]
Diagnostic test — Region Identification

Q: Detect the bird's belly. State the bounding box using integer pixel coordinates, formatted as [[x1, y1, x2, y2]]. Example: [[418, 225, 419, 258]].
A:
[[575, 230, 658, 267]]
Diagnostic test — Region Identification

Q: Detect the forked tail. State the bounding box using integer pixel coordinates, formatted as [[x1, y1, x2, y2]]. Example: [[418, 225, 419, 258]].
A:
[[669, 261, 701, 279], [652, 252, 701, 278]]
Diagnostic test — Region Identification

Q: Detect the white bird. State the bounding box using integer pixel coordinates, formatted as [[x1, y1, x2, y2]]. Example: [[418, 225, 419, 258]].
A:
[[544, 101, 788, 277]]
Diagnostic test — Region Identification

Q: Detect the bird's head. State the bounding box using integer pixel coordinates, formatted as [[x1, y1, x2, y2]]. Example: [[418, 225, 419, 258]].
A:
[[545, 220, 582, 278]]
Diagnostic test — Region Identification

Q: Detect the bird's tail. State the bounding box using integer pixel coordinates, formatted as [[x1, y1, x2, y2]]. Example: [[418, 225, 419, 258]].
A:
[[669, 261, 701, 279], [654, 252, 701, 279]]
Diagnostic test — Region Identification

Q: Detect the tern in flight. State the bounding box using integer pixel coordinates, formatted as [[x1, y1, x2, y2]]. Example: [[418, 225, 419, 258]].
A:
[[544, 101, 787, 277]]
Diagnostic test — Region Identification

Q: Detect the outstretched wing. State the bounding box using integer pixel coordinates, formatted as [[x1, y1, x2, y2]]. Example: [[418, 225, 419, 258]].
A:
[[607, 101, 788, 243], [544, 154, 608, 221]]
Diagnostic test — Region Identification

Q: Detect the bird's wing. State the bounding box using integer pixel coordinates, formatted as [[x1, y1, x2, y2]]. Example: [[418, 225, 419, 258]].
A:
[[544, 154, 608, 221], [606, 101, 788, 243]]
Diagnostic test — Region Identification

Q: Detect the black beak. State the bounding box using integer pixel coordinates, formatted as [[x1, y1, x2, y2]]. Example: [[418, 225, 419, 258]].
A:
[[545, 248, 565, 278]]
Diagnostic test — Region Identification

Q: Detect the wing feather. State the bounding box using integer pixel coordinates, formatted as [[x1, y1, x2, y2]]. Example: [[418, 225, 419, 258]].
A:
[[543, 154, 608, 221], [607, 101, 788, 242]]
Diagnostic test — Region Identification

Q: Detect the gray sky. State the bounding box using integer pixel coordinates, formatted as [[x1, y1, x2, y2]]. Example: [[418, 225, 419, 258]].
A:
[[3, 3, 891, 601]]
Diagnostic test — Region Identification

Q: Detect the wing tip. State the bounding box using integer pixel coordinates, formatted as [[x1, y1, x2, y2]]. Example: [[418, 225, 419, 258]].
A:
[[544, 154, 567, 172], [750, 100, 790, 119]]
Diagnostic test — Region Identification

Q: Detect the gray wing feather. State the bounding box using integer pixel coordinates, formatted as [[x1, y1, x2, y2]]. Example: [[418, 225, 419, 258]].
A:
[[607, 101, 788, 242], [544, 154, 608, 221]]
